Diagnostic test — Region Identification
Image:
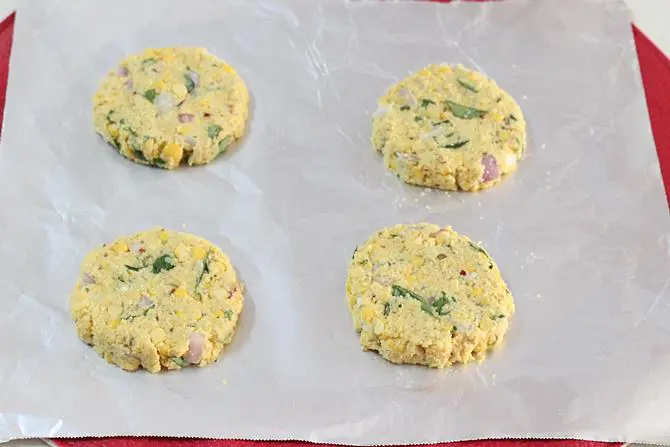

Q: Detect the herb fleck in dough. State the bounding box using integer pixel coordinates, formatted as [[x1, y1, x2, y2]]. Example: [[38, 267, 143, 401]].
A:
[[93, 47, 249, 169], [346, 223, 514, 368], [70, 228, 244, 373], [372, 64, 526, 191]]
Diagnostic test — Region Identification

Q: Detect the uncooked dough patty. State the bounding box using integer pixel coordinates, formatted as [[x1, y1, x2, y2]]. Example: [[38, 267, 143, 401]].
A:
[[70, 228, 244, 373], [345, 223, 514, 368], [93, 47, 249, 169], [372, 64, 526, 191]]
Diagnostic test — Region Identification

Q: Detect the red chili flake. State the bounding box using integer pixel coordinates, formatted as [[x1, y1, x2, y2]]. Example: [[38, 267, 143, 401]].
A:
[[459, 270, 467, 276], [139, 247, 146, 253]]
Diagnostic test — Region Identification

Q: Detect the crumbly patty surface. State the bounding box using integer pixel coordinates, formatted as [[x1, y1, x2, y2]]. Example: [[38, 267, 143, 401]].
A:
[[372, 64, 526, 192], [345, 223, 514, 368], [70, 228, 244, 373], [93, 47, 249, 169]]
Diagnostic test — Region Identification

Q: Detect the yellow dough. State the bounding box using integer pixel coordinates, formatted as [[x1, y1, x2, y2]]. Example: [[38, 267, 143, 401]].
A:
[[372, 64, 526, 191], [70, 228, 244, 373], [93, 47, 249, 169], [346, 223, 514, 368]]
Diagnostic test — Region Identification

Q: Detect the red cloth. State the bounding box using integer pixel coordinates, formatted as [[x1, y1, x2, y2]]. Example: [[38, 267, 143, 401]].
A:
[[47, 440, 625, 447], [634, 25, 670, 201], [0, 7, 667, 447], [0, 12, 14, 132]]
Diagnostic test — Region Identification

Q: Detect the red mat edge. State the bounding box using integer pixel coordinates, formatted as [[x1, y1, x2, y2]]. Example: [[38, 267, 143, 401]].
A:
[[633, 25, 670, 203], [0, 10, 14, 133]]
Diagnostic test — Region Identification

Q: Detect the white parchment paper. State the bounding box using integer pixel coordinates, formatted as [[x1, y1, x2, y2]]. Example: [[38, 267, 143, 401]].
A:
[[1, 0, 669, 444]]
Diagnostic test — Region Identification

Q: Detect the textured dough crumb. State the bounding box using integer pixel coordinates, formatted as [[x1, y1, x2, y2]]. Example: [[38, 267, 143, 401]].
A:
[[70, 228, 244, 373], [372, 64, 526, 191], [93, 47, 249, 169], [346, 223, 514, 368]]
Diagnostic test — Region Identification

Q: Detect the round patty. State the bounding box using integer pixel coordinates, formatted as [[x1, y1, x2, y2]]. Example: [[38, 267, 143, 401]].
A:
[[372, 64, 526, 191], [70, 228, 244, 373], [346, 223, 514, 368], [93, 47, 249, 169]]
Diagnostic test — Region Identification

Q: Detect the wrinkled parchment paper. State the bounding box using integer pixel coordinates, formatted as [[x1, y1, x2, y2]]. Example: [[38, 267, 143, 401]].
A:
[[1, 0, 669, 444]]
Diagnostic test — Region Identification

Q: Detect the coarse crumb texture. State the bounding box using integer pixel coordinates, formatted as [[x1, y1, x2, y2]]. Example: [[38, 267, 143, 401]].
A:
[[345, 223, 514, 368], [93, 47, 249, 169], [372, 64, 526, 192], [70, 228, 244, 373]]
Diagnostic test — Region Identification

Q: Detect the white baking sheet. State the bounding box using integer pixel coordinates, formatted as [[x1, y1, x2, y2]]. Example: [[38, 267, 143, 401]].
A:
[[1, 0, 669, 444]]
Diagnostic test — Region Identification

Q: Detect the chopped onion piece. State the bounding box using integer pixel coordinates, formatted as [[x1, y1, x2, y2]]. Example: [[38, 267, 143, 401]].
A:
[[184, 333, 206, 364], [178, 113, 195, 123], [184, 136, 197, 147], [420, 126, 446, 140], [154, 93, 176, 115], [82, 273, 95, 285], [138, 295, 153, 308], [481, 154, 500, 182], [397, 87, 417, 107], [186, 70, 200, 88]]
